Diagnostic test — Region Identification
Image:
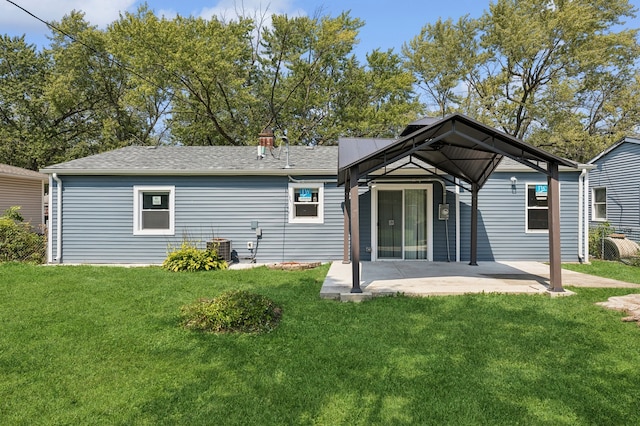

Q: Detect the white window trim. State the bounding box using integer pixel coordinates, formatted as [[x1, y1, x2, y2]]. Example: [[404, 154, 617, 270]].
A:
[[133, 185, 175, 235], [524, 182, 558, 234], [591, 187, 607, 222], [288, 182, 324, 224]]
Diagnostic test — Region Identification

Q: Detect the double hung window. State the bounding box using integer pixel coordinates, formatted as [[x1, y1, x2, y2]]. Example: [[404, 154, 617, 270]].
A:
[[133, 186, 175, 235], [592, 187, 607, 221], [526, 184, 548, 232], [289, 183, 324, 223]]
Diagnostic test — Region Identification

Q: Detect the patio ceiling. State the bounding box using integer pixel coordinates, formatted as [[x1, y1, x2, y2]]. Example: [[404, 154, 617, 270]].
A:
[[338, 113, 576, 188]]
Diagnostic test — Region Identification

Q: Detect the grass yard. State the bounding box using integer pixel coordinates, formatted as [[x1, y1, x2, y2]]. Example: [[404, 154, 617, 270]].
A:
[[563, 259, 640, 284], [1, 262, 640, 425]]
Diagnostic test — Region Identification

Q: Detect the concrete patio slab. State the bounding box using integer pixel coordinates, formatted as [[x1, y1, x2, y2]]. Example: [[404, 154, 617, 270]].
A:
[[320, 261, 640, 301]]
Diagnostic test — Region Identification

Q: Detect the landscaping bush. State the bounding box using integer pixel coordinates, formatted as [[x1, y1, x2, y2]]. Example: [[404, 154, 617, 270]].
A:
[[180, 290, 283, 334], [162, 241, 227, 272], [0, 207, 46, 264]]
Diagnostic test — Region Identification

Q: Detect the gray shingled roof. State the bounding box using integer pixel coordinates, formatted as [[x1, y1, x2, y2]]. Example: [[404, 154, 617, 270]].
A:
[[40, 145, 339, 175], [0, 163, 47, 180], [39, 144, 579, 177]]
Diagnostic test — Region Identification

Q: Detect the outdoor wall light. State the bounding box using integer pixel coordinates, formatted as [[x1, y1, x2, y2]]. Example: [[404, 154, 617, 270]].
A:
[[510, 176, 517, 185]]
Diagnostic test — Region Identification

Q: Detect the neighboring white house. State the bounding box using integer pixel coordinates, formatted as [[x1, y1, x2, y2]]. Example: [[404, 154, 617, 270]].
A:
[[0, 163, 47, 231]]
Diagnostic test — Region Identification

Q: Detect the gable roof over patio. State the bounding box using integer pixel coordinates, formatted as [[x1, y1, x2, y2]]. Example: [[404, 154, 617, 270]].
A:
[[338, 114, 575, 188], [338, 113, 577, 295]]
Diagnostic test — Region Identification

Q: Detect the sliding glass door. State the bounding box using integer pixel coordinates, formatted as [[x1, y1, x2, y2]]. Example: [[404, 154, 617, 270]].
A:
[[377, 188, 429, 260]]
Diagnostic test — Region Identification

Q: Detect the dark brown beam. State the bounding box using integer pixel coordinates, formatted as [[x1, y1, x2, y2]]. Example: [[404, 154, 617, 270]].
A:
[[547, 163, 564, 291], [350, 165, 362, 293]]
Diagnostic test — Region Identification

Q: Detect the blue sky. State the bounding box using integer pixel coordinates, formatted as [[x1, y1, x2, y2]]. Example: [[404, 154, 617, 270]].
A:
[[2, 0, 639, 59]]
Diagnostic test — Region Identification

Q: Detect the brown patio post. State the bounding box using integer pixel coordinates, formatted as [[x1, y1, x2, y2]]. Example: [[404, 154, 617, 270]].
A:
[[547, 163, 564, 291], [469, 182, 479, 266], [350, 166, 362, 293]]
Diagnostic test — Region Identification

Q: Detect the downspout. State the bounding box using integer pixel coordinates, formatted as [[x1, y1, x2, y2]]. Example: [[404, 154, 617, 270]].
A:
[[578, 169, 585, 263], [46, 176, 53, 263], [583, 169, 590, 263], [455, 178, 460, 262], [52, 173, 62, 263]]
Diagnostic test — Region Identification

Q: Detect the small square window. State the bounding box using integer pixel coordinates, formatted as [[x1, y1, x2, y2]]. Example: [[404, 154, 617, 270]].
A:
[[134, 186, 175, 235], [592, 187, 607, 221], [289, 183, 323, 223]]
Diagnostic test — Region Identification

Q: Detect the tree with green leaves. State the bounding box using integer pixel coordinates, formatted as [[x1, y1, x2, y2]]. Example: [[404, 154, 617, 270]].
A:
[[0, 35, 50, 169], [109, 7, 258, 146], [404, 0, 640, 162], [0, 11, 161, 170], [403, 16, 480, 118], [256, 12, 422, 144]]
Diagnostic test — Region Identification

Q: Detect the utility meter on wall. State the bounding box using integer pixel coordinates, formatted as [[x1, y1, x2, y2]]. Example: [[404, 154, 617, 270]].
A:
[[438, 204, 450, 221]]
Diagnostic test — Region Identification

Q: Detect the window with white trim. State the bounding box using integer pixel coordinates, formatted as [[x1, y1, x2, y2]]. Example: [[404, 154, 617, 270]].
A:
[[592, 187, 607, 221], [133, 186, 175, 235], [289, 183, 324, 223], [526, 183, 548, 232]]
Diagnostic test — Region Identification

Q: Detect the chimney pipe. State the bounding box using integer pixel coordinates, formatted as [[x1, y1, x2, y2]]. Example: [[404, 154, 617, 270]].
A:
[[258, 128, 274, 159]]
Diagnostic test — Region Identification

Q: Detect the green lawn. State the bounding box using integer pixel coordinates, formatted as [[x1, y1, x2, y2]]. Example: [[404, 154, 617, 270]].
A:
[[1, 262, 639, 425], [563, 259, 640, 284]]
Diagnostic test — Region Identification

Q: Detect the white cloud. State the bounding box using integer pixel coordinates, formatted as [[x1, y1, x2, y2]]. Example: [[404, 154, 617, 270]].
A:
[[1, 0, 136, 36], [0, 0, 322, 46]]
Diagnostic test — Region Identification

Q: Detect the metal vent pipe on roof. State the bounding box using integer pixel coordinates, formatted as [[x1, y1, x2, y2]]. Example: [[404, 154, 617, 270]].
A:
[[282, 136, 291, 169]]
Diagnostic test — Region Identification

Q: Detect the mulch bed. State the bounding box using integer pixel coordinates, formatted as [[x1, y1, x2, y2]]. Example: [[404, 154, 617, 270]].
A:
[[267, 262, 321, 271]]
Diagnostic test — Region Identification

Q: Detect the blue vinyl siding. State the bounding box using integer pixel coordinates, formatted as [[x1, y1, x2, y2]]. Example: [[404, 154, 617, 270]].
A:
[[50, 175, 344, 264], [459, 171, 580, 262], [49, 171, 581, 264], [433, 183, 457, 261], [589, 141, 640, 232]]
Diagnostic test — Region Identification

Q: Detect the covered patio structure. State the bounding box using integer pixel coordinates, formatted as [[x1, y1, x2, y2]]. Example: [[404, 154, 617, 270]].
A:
[[338, 114, 577, 294]]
